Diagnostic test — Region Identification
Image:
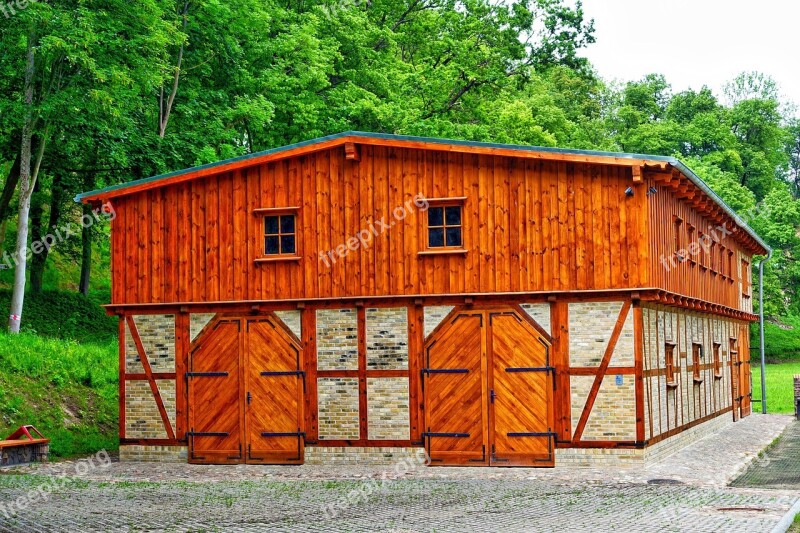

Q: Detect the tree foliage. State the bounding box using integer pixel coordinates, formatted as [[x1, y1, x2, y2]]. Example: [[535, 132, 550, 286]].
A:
[[0, 0, 798, 326]]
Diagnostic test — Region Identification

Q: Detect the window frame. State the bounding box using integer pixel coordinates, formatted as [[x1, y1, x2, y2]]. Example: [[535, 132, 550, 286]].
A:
[[692, 343, 704, 384], [686, 224, 696, 265], [713, 342, 723, 379], [673, 217, 684, 262], [419, 197, 468, 256], [253, 207, 301, 263], [728, 251, 735, 284], [709, 241, 717, 275], [741, 259, 751, 297], [665, 341, 678, 389]]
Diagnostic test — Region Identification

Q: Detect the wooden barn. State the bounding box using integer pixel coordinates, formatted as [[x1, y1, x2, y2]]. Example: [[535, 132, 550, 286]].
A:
[[78, 132, 769, 467]]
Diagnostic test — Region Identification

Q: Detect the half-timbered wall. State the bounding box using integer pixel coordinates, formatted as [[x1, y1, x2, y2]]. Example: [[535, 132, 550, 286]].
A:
[[646, 172, 753, 312], [641, 304, 744, 443], [110, 146, 650, 305]]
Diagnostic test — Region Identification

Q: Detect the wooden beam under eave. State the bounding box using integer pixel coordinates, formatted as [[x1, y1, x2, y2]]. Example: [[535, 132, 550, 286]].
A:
[[632, 166, 644, 183], [344, 142, 360, 161]]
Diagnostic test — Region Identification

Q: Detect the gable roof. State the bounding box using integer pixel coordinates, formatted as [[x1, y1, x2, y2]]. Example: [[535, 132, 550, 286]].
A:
[[76, 130, 770, 254]]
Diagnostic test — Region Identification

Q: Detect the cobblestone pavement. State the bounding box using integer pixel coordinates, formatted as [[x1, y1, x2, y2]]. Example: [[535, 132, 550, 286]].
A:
[[0, 414, 796, 532], [731, 421, 800, 490]]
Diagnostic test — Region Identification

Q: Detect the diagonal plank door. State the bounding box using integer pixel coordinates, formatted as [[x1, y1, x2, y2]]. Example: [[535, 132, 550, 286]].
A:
[[245, 317, 305, 464], [488, 311, 554, 466], [423, 312, 488, 465], [188, 319, 243, 464]]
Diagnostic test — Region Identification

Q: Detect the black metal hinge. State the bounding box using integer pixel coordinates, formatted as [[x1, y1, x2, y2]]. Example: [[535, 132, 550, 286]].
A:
[[505, 366, 555, 373], [260, 370, 306, 392], [261, 431, 306, 438]]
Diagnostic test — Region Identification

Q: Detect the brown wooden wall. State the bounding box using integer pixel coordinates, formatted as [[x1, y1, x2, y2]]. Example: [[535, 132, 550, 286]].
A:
[[110, 146, 652, 305], [646, 172, 752, 311]]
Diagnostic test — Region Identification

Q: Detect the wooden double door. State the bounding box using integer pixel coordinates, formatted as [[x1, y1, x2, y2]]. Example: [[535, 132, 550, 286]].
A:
[[423, 307, 554, 467], [187, 315, 304, 464]]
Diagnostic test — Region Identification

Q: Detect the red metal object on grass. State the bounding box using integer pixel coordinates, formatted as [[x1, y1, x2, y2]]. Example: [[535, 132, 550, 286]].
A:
[[5, 425, 47, 442]]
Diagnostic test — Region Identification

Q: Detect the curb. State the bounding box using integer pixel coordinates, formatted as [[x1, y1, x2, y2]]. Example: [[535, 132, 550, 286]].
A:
[[771, 498, 800, 533]]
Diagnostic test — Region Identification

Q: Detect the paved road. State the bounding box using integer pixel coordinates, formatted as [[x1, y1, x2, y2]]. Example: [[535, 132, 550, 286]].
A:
[[0, 476, 796, 532], [0, 415, 797, 532]]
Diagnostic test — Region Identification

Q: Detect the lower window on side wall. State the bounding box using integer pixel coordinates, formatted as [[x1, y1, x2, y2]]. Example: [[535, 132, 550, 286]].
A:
[[692, 343, 703, 384], [665, 342, 677, 388]]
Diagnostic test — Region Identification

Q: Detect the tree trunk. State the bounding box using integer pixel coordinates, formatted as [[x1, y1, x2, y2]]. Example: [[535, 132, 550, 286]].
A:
[[29, 173, 63, 294], [0, 155, 21, 221], [78, 203, 92, 296], [28, 180, 43, 293], [8, 30, 37, 333], [0, 156, 21, 251], [78, 172, 96, 296]]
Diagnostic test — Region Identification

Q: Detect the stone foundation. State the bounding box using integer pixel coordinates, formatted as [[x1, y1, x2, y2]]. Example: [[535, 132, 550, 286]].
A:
[[557, 411, 733, 467], [304, 447, 426, 466], [119, 445, 188, 462], [121, 414, 730, 466]]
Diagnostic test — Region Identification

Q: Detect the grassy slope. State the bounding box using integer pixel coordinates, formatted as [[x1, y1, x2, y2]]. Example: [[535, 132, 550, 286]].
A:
[[0, 288, 119, 457], [0, 290, 116, 344], [0, 322, 118, 457], [751, 362, 800, 414], [752, 315, 800, 363]]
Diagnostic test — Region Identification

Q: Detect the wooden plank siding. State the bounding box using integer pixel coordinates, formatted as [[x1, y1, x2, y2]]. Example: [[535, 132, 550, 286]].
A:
[[646, 171, 752, 311], [110, 146, 652, 305]]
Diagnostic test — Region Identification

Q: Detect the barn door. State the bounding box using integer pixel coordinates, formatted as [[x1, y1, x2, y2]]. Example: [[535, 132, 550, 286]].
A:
[[188, 320, 243, 464], [739, 328, 752, 418], [423, 312, 488, 465], [730, 338, 741, 422], [488, 311, 554, 466], [245, 317, 305, 464]]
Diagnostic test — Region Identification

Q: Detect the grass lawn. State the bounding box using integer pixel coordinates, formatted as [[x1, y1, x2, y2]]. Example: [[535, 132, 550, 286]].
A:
[[751, 362, 800, 414]]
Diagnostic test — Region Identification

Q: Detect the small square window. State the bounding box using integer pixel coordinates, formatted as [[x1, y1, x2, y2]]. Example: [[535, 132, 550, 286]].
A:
[[263, 214, 297, 256], [427, 205, 463, 249]]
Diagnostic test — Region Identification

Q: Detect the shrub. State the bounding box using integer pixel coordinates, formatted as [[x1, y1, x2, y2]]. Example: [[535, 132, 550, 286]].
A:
[[0, 290, 117, 344]]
